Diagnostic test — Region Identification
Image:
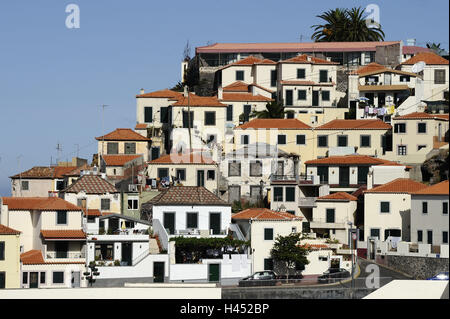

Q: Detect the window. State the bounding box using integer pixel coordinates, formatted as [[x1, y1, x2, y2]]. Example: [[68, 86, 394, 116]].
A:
[[160, 107, 169, 123], [186, 213, 198, 229], [285, 90, 293, 106], [226, 105, 233, 121], [317, 166, 329, 183], [399, 75, 410, 82], [298, 90, 307, 100], [277, 135, 286, 145], [417, 123, 427, 134], [40, 272, 46, 284], [77, 198, 87, 209], [207, 134, 216, 144], [52, 272, 64, 284], [358, 166, 370, 184], [443, 202, 448, 215], [422, 202, 428, 214], [207, 170, 215, 180], [418, 145, 427, 151], [95, 244, 114, 260], [291, 226, 297, 233], [417, 230, 423, 242], [321, 90, 330, 101], [337, 135, 348, 147], [56, 180, 65, 191], [360, 135, 371, 148], [264, 228, 274, 240], [427, 230, 433, 245], [236, 70, 244, 81], [397, 145, 407, 156], [0, 242, 4, 260], [127, 198, 139, 210], [107, 142, 118, 154], [101, 199, 111, 211], [285, 187, 295, 202], [243, 105, 251, 122], [326, 209, 335, 223], [318, 135, 328, 147], [56, 211, 67, 225], [394, 123, 406, 133], [443, 231, 449, 244], [434, 69, 446, 84], [380, 201, 390, 213], [286, 112, 295, 119], [249, 161, 262, 177], [370, 229, 380, 239], [21, 181, 29, 191], [273, 187, 283, 201], [241, 135, 249, 145], [319, 70, 328, 83], [270, 70, 277, 87], [297, 68, 306, 79], [182, 111, 194, 128], [228, 161, 241, 177], [296, 134, 306, 145], [0, 272, 5, 289], [176, 169, 186, 181], [144, 107, 153, 123], [23, 272, 28, 284], [264, 258, 274, 271], [157, 168, 169, 179], [125, 143, 136, 154], [204, 111, 216, 126]]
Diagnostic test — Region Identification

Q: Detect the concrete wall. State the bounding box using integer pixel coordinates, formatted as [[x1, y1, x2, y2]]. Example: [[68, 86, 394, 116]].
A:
[[0, 233, 21, 288], [11, 179, 54, 197]]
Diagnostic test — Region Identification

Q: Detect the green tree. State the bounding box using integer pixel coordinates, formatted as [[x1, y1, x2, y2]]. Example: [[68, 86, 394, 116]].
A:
[[426, 43, 446, 56], [311, 7, 385, 42], [251, 101, 294, 119], [270, 233, 310, 281]]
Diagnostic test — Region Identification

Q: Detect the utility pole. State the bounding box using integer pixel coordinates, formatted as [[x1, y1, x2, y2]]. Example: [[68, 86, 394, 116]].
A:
[[56, 143, 63, 166], [184, 86, 192, 152], [75, 144, 80, 158], [100, 104, 109, 167]]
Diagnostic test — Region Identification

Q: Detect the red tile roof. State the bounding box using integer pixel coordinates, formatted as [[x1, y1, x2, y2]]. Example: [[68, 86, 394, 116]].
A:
[[83, 209, 102, 217], [364, 178, 427, 194], [394, 112, 449, 121], [232, 208, 302, 220], [135, 123, 148, 129], [220, 56, 272, 69], [0, 224, 21, 235], [10, 166, 77, 179], [62, 164, 92, 177], [236, 118, 311, 130], [146, 186, 228, 206], [412, 180, 449, 195], [1, 197, 82, 211], [350, 62, 386, 75], [136, 89, 183, 99], [96, 128, 151, 141], [148, 153, 215, 165], [102, 154, 142, 166], [280, 80, 335, 86], [63, 175, 119, 194], [220, 92, 273, 102], [402, 46, 430, 55], [40, 230, 86, 239], [280, 54, 339, 65], [317, 192, 357, 201], [170, 94, 227, 107], [316, 119, 391, 130], [222, 81, 274, 94], [20, 249, 85, 265], [358, 84, 410, 92], [305, 155, 405, 166], [402, 52, 449, 65]]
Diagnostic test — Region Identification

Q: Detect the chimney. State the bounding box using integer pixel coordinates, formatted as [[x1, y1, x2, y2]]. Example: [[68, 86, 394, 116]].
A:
[[367, 168, 374, 190], [251, 85, 257, 96], [307, 56, 312, 62], [218, 86, 223, 100], [140, 88, 145, 95], [406, 38, 416, 46], [326, 57, 331, 62]]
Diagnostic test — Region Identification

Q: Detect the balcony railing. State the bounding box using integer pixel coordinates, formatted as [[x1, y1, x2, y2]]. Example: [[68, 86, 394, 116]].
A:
[[46, 251, 85, 259], [309, 218, 348, 229], [298, 197, 317, 207]]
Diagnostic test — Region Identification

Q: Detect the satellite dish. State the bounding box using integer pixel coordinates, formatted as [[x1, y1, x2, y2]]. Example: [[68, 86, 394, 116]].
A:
[[411, 61, 426, 73]]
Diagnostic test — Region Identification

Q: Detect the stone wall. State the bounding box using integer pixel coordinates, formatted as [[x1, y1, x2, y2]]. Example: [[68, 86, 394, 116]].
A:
[[375, 254, 449, 279], [222, 287, 376, 299]]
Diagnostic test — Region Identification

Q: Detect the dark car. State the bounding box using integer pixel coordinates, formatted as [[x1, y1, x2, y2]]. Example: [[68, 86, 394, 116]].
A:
[[427, 272, 449, 281], [317, 268, 351, 284], [238, 271, 279, 287]]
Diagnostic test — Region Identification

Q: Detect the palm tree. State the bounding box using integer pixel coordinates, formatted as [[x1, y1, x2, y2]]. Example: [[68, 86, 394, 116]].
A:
[[251, 101, 294, 119], [311, 7, 385, 42], [426, 43, 446, 56]]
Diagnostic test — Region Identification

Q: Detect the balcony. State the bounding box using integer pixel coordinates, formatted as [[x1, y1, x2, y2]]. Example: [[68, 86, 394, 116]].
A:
[[309, 218, 348, 229], [270, 174, 298, 183], [46, 251, 86, 262], [270, 174, 321, 185], [298, 197, 317, 208], [168, 229, 228, 238]]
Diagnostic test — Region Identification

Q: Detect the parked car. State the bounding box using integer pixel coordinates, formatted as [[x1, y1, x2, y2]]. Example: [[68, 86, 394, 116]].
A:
[[317, 268, 351, 284], [238, 271, 279, 287], [427, 272, 449, 281]]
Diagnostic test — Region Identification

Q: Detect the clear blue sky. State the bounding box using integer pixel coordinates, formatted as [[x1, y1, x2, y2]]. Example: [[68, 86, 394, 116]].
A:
[[0, 0, 448, 196]]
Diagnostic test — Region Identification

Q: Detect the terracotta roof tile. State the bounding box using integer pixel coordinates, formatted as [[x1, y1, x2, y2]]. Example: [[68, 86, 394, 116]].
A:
[[223, 81, 250, 92], [0, 224, 21, 235], [316, 119, 391, 130], [280, 80, 334, 86], [21, 250, 45, 264], [357, 68, 417, 78], [62, 164, 92, 177], [412, 180, 449, 195], [83, 209, 102, 217], [10, 166, 76, 179], [171, 94, 227, 107], [145, 186, 228, 206], [135, 123, 148, 129], [402, 52, 449, 65], [305, 155, 404, 166], [402, 46, 430, 55], [136, 89, 184, 99], [236, 118, 311, 130], [63, 175, 118, 194], [148, 152, 215, 165], [350, 62, 386, 75], [358, 84, 410, 92], [364, 178, 427, 194], [317, 192, 357, 201], [96, 128, 151, 141], [394, 112, 449, 120], [102, 154, 142, 166], [220, 92, 273, 102], [280, 54, 339, 65], [40, 229, 86, 239], [232, 208, 302, 220], [220, 56, 264, 70], [1, 197, 82, 211]]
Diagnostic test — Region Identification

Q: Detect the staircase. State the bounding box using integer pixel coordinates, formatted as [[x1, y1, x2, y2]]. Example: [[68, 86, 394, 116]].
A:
[[149, 238, 160, 254], [229, 223, 246, 241]]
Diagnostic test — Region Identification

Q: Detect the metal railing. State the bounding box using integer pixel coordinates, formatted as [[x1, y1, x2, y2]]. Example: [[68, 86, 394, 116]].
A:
[[46, 251, 85, 259], [298, 197, 317, 207]]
